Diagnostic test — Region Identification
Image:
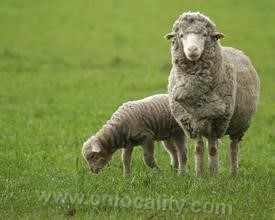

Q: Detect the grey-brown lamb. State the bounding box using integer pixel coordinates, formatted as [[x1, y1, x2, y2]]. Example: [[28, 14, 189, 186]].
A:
[[82, 94, 187, 175], [165, 12, 260, 176]]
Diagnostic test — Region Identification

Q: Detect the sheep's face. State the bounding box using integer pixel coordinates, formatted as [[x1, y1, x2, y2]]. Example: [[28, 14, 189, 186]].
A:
[[82, 137, 112, 174], [179, 28, 208, 61]]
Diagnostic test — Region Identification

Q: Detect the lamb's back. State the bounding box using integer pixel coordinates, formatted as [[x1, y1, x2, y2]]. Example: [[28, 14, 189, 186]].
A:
[[112, 94, 181, 143]]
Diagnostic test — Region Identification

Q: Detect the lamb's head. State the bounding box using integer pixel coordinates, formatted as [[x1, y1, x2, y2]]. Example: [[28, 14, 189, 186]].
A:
[[82, 136, 112, 174], [165, 12, 225, 62]]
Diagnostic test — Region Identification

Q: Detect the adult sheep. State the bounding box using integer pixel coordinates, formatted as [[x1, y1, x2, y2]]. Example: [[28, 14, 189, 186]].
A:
[[165, 12, 260, 176]]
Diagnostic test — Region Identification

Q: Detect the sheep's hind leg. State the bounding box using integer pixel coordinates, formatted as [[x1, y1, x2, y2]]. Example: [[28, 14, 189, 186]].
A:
[[208, 138, 219, 176], [142, 142, 159, 170], [173, 133, 188, 175], [229, 139, 240, 176], [163, 138, 179, 170], [195, 135, 204, 177], [121, 147, 133, 176]]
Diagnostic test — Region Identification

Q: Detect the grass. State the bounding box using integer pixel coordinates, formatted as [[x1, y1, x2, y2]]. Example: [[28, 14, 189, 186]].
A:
[[0, 0, 274, 219]]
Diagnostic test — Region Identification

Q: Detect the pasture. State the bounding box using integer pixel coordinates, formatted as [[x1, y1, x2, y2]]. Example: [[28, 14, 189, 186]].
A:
[[0, 0, 274, 219]]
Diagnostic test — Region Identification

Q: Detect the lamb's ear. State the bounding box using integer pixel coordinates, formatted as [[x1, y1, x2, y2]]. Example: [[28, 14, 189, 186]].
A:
[[92, 144, 101, 153], [212, 32, 225, 40], [164, 32, 176, 40]]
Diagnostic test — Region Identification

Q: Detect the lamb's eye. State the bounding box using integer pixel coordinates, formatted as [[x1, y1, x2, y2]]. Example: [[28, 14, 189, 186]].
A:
[[180, 34, 184, 38], [203, 33, 208, 37], [98, 158, 105, 163]]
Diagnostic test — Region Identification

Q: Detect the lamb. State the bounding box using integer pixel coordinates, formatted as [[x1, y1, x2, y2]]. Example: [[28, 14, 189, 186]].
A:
[[165, 12, 260, 176], [82, 94, 187, 175]]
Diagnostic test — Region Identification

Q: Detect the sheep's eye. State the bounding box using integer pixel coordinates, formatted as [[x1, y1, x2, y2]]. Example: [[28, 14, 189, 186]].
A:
[[203, 33, 208, 37], [180, 34, 184, 38]]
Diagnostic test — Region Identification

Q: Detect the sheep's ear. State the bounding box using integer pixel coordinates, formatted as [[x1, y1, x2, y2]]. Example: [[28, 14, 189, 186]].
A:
[[212, 32, 225, 40], [164, 32, 176, 40]]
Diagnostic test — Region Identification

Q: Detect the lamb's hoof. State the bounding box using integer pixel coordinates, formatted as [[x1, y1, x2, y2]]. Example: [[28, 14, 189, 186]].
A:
[[177, 168, 186, 176], [153, 166, 161, 172], [196, 171, 204, 177]]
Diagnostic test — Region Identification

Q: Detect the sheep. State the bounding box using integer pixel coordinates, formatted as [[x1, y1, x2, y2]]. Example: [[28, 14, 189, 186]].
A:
[[82, 94, 187, 175], [165, 12, 260, 176]]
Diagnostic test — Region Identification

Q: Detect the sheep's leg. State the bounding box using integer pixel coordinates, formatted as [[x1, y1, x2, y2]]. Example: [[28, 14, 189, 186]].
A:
[[163, 139, 179, 169], [142, 142, 159, 169], [195, 135, 204, 177], [229, 139, 240, 176], [173, 133, 188, 175], [208, 138, 219, 176], [121, 147, 133, 175]]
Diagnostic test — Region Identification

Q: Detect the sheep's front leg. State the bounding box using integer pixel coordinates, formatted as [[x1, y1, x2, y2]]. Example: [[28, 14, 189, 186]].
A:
[[229, 139, 240, 176], [208, 138, 219, 176], [163, 139, 179, 169], [173, 134, 188, 175], [142, 142, 159, 170], [195, 135, 204, 177], [121, 147, 133, 175]]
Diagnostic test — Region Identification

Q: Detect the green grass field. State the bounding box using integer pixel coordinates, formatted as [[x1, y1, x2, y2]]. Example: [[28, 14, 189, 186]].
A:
[[0, 0, 274, 219]]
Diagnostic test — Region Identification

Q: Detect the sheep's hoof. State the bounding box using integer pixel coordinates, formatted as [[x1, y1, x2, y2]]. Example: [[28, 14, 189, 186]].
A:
[[209, 169, 218, 177], [231, 169, 238, 176], [177, 166, 187, 176], [123, 171, 131, 177], [153, 166, 161, 172]]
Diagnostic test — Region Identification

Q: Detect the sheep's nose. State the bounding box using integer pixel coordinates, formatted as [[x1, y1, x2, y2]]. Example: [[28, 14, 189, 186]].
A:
[[188, 46, 198, 52]]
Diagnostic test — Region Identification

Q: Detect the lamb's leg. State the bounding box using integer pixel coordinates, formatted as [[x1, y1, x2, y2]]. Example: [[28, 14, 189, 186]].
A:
[[173, 133, 188, 175], [163, 139, 179, 169], [121, 147, 133, 175], [229, 139, 240, 176], [195, 135, 204, 177], [142, 142, 159, 169], [208, 138, 219, 176]]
